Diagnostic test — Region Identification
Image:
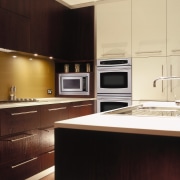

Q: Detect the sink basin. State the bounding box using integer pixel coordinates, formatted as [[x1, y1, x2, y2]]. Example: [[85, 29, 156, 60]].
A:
[[106, 102, 180, 117]]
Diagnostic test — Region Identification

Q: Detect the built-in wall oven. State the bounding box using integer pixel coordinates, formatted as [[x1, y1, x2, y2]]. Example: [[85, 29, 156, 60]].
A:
[[97, 58, 132, 113]]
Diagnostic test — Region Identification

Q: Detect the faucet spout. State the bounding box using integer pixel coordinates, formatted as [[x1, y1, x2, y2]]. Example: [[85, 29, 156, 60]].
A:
[[153, 76, 180, 87]]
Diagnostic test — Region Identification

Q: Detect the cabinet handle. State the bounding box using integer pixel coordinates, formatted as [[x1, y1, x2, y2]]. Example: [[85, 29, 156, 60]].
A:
[[11, 110, 37, 116], [1, 133, 37, 142], [102, 52, 125, 56], [170, 64, 173, 92], [48, 150, 54, 154], [135, 50, 162, 54], [48, 107, 67, 111], [172, 49, 180, 52], [11, 157, 37, 169], [73, 104, 93, 108], [162, 65, 164, 92]]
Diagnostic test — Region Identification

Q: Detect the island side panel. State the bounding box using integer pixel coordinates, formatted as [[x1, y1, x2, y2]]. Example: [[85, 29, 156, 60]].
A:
[[55, 128, 180, 180]]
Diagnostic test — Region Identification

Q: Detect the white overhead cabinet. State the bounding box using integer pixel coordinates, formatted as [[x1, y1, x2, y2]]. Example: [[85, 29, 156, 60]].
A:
[[132, 57, 167, 101], [96, 0, 131, 59], [132, 0, 166, 58], [167, 0, 180, 56]]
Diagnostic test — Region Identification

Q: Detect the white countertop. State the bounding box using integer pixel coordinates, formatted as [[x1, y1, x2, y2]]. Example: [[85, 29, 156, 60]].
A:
[[0, 97, 95, 109], [55, 101, 180, 137]]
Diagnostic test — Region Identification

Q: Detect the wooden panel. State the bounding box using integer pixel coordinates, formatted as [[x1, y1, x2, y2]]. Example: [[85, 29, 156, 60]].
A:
[[69, 100, 94, 118], [55, 128, 180, 180], [62, 6, 94, 60], [0, 0, 31, 17], [0, 130, 40, 164], [0, 106, 40, 136], [40, 103, 69, 128], [40, 150, 54, 171], [0, 8, 30, 52]]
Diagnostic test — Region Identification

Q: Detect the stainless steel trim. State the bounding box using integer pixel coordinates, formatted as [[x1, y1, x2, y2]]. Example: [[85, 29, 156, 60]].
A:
[[11, 110, 37, 116], [11, 157, 38, 169], [48, 107, 67, 111], [48, 150, 55, 154], [73, 104, 93, 108]]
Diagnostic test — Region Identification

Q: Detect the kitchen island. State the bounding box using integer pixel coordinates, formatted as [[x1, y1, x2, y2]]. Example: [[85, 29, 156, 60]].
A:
[[55, 102, 180, 180]]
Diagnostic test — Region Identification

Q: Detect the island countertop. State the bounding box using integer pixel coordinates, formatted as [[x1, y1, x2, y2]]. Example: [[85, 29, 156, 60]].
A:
[[55, 101, 180, 137]]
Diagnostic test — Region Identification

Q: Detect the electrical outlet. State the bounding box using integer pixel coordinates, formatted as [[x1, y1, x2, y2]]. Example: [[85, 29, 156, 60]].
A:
[[47, 89, 52, 94]]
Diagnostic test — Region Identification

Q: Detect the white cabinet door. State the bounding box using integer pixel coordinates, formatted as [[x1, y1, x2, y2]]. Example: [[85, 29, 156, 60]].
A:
[[167, 56, 180, 101], [167, 0, 180, 56], [132, 0, 166, 57], [132, 57, 167, 101], [96, 0, 131, 59]]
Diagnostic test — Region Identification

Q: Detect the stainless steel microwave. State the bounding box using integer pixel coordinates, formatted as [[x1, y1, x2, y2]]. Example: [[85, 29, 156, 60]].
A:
[[58, 73, 90, 95]]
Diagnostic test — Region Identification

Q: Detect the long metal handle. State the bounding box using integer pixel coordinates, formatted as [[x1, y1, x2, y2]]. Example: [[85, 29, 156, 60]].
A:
[[73, 104, 93, 108], [136, 50, 162, 54], [48, 107, 67, 111], [170, 64, 173, 92], [162, 65, 164, 92], [11, 157, 37, 169], [172, 49, 180, 52], [48, 150, 55, 154], [11, 110, 37, 116], [102, 53, 125, 56], [1, 133, 37, 142], [97, 67, 131, 71]]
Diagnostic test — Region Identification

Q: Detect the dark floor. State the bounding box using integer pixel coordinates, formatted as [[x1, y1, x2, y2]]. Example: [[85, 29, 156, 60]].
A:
[[40, 172, 54, 180]]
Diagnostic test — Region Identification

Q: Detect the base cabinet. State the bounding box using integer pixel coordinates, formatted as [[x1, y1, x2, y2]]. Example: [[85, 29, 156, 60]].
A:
[[0, 100, 94, 179]]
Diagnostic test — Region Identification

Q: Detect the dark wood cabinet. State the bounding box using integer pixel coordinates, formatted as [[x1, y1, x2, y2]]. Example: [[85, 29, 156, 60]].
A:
[[0, 100, 94, 179], [62, 6, 94, 61], [0, 8, 30, 52], [69, 100, 94, 118], [30, 0, 68, 57], [0, 0, 31, 17]]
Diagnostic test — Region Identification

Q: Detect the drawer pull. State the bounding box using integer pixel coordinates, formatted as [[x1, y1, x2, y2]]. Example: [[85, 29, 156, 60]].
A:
[[1, 133, 37, 142], [48, 150, 54, 154], [11, 110, 37, 116], [135, 50, 162, 54], [11, 157, 37, 169], [73, 104, 92, 108], [48, 107, 67, 111], [172, 49, 180, 52]]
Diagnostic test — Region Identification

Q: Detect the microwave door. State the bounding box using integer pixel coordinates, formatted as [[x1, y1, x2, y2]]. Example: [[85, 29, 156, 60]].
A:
[[62, 77, 83, 92]]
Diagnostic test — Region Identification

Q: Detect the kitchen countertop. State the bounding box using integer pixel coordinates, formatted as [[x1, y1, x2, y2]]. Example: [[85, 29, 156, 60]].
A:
[[54, 101, 180, 137], [0, 97, 95, 109]]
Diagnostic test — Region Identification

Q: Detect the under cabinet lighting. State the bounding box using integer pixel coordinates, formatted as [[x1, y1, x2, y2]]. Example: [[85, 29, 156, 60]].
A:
[[49, 57, 53, 60], [34, 54, 38, 56], [12, 56, 17, 58]]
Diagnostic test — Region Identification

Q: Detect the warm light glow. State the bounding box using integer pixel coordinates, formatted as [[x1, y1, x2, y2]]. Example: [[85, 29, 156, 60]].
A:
[[29, 58, 33, 61], [34, 54, 38, 56], [49, 57, 53, 60], [12, 56, 17, 58]]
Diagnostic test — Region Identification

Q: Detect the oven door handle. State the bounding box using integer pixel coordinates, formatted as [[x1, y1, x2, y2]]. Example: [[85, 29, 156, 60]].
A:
[[97, 68, 131, 71]]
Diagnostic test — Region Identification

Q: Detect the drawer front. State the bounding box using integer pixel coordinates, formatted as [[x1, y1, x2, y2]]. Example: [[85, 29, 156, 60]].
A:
[[40, 150, 54, 171], [0, 106, 40, 136], [0, 130, 40, 164], [40, 104, 69, 128], [0, 156, 40, 180], [39, 127, 54, 153]]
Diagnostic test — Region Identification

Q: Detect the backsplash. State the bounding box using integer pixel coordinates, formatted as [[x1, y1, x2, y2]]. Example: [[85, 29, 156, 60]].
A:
[[0, 52, 55, 100]]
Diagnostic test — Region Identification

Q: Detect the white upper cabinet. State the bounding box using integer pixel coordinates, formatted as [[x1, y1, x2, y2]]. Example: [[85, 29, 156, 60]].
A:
[[132, 0, 166, 58], [96, 0, 131, 59], [132, 57, 167, 101], [167, 0, 180, 56]]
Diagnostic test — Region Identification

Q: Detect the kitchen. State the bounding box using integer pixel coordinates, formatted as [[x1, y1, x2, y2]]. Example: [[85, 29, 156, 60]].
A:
[[1, 0, 180, 179]]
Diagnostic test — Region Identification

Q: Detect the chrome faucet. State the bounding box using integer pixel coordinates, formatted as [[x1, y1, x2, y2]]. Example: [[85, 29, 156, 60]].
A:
[[153, 76, 180, 87]]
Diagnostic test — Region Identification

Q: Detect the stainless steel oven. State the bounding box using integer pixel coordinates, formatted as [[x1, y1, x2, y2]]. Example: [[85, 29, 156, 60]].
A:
[[96, 58, 132, 113], [97, 58, 132, 95], [97, 95, 132, 113]]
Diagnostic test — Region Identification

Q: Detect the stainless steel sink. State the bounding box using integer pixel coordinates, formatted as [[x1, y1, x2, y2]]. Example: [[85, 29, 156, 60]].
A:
[[106, 104, 180, 117]]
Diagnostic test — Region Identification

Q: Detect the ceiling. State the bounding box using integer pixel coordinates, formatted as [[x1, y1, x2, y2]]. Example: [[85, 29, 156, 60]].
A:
[[56, 0, 106, 8]]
